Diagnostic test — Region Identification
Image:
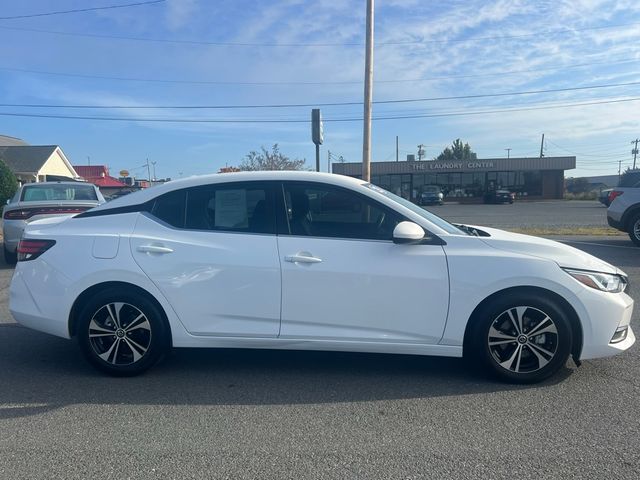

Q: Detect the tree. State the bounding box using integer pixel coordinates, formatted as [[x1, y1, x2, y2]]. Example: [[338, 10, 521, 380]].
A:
[[0, 159, 18, 205], [618, 168, 640, 187], [237, 144, 307, 171], [435, 139, 477, 162], [218, 166, 241, 173]]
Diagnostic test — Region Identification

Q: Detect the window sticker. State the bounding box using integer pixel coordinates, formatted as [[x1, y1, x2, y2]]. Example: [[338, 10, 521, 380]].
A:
[[215, 189, 248, 228]]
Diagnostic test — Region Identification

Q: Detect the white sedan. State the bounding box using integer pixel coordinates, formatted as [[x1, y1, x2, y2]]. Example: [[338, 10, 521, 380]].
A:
[[9, 171, 635, 382]]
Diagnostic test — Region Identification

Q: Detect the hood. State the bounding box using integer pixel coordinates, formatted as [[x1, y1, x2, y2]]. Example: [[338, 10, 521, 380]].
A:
[[465, 225, 620, 275]]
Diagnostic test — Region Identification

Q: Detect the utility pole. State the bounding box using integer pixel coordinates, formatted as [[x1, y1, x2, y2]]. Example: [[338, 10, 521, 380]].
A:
[[632, 138, 639, 170], [539, 134, 545, 158], [328, 150, 331, 173], [361, 0, 374, 182], [87, 155, 91, 167], [619, 160, 622, 182], [396, 136, 399, 162], [417, 144, 425, 161], [505, 148, 511, 159]]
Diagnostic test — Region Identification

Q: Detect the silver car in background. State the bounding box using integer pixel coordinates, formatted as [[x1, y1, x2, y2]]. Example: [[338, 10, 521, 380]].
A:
[[2, 182, 105, 263]]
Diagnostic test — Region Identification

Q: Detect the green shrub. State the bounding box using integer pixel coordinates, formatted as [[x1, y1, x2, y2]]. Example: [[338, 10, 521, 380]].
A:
[[0, 159, 18, 205], [564, 191, 597, 200]]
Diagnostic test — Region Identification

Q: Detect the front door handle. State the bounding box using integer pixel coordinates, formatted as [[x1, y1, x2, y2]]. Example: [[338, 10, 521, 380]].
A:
[[285, 252, 322, 264], [137, 244, 174, 254]]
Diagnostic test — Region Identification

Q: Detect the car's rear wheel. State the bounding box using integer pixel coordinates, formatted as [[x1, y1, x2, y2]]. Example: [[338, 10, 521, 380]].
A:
[[77, 287, 169, 376], [3, 244, 16, 264], [467, 293, 573, 383], [627, 213, 640, 246]]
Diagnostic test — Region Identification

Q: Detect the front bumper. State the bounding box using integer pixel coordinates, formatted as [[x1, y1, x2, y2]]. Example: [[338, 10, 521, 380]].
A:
[[578, 287, 635, 360]]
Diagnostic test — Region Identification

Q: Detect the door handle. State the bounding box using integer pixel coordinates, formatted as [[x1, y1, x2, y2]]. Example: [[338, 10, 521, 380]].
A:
[[137, 244, 174, 254], [285, 253, 322, 264]]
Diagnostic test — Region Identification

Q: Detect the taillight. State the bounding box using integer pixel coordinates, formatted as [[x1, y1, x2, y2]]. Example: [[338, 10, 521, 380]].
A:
[[3, 206, 89, 220], [4, 209, 32, 220], [608, 190, 624, 203], [17, 239, 56, 262]]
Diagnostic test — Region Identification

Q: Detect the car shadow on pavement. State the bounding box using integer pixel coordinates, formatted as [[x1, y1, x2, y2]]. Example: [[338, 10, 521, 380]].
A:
[[0, 325, 573, 419]]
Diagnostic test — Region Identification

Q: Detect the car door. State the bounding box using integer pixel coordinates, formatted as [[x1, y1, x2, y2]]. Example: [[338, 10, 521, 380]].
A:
[[130, 181, 281, 337], [277, 181, 450, 344]]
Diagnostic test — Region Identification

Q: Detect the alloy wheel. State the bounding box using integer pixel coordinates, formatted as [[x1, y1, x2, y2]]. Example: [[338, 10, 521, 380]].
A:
[[88, 302, 152, 366], [633, 219, 640, 241], [487, 306, 559, 374]]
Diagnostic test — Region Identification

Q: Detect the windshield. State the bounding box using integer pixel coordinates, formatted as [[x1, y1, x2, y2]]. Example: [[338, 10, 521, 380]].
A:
[[363, 183, 465, 235], [21, 184, 98, 202]]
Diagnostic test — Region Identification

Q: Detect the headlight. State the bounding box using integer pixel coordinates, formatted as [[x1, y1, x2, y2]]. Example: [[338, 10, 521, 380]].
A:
[[563, 268, 627, 293]]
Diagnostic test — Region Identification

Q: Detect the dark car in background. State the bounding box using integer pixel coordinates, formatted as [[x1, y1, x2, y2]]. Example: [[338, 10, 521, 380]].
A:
[[484, 189, 515, 204], [599, 188, 614, 207], [420, 186, 444, 205]]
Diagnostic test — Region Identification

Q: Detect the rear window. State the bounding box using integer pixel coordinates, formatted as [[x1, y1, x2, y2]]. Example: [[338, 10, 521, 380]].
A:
[[21, 184, 98, 202]]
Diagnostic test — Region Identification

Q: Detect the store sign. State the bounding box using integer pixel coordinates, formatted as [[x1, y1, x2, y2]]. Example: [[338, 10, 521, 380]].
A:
[[411, 161, 494, 171]]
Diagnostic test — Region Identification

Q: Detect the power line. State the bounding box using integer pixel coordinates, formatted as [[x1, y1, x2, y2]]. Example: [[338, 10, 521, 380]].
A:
[[0, 20, 637, 47], [547, 140, 630, 158], [3, 80, 639, 110], [0, 0, 164, 20], [1, 57, 636, 87], [1, 96, 638, 123]]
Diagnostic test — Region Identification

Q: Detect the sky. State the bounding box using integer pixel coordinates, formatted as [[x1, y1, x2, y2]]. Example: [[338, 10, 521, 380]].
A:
[[0, 0, 639, 180]]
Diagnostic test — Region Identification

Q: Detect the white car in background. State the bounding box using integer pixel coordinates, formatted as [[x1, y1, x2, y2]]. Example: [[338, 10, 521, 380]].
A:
[[9, 172, 635, 383], [2, 181, 105, 263]]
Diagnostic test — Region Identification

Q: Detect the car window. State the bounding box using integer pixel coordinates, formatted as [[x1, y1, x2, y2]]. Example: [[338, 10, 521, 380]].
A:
[[281, 183, 402, 240], [184, 183, 275, 234], [364, 183, 465, 235], [21, 184, 98, 202], [151, 189, 186, 228]]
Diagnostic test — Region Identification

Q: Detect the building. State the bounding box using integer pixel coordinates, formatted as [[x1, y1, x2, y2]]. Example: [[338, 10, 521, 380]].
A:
[[332, 156, 576, 202], [0, 143, 80, 184], [0, 134, 28, 147], [577, 174, 619, 190], [73, 165, 131, 198]]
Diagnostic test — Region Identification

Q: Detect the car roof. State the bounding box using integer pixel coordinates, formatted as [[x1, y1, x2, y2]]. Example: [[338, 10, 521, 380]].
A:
[[88, 171, 367, 212], [22, 181, 94, 187]]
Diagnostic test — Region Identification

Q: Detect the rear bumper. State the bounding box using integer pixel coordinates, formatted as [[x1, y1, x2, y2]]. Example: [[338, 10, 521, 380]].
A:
[[607, 215, 623, 231], [9, 260, 72, 339], [2, 220, 26, 252]]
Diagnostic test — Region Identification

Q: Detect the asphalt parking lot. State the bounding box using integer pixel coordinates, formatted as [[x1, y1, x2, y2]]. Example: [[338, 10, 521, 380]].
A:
[[430, 199, 609, 229], [1, 221, 639, 478]]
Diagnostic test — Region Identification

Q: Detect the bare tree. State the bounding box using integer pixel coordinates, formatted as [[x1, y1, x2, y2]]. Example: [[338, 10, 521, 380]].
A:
[[238, 144, 307, 171]]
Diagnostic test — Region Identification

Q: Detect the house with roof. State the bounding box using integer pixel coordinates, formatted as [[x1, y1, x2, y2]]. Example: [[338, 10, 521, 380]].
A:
[[73, 165, 132, 198], [0, 135, 80, 184]]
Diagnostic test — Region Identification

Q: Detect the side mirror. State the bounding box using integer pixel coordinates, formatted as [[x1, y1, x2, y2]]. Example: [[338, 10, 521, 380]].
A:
[[393, 221, 425, 244]]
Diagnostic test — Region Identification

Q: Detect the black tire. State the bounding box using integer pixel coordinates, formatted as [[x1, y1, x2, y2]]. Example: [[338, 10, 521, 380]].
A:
[[76, 287, 170, 376], [3, 244, 16, 265], [627, 213, 640, 246], [466, 292, 573, 384]]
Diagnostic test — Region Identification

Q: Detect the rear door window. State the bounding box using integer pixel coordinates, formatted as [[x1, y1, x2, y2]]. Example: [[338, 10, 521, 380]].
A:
[[184, 182, 275, 234]]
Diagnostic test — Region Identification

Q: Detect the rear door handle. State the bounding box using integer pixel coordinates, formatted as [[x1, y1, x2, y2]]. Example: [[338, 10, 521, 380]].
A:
[[285, 253, 322, 264], [137, 244, 174, 254]]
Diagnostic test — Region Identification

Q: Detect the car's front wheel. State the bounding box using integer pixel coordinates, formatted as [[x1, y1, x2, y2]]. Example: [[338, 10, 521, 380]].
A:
[[77, 287, 169, 376], [467, 293, 573, 383], [627, 213, 640, 246]]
